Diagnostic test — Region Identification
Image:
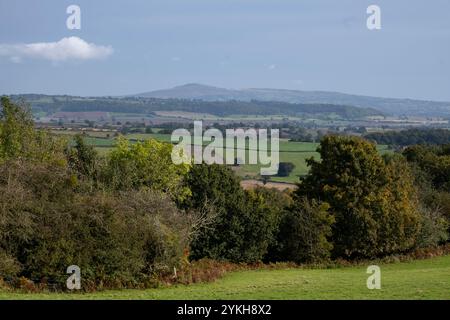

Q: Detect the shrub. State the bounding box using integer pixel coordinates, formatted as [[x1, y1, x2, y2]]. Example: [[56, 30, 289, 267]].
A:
[[277, 162, 295, 177], [416, 206, 449, 248], [271, 197, 334, 263], [0, 161, 191, 290]]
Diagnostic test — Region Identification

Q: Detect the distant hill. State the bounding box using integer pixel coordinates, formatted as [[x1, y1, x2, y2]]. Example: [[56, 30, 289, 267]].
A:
[[7, 94, 382, 119], [134, 84, 450, 117], [138, 83, 237, 100]]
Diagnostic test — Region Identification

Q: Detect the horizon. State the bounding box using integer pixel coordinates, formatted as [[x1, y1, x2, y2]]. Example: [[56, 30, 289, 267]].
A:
[[5, 82, 450, 104], [1, 0, 450, 101]]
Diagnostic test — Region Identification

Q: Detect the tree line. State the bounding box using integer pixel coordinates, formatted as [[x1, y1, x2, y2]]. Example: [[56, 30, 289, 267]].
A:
[[365, 128, 450, 146], [10, 94, 382, 119]]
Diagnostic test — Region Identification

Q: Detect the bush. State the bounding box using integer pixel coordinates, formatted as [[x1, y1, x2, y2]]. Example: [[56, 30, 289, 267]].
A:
[[270, 197, 334, 263], [0, 161, 191, 290], [416, 206, 449, 248], [404, 151, 450, 240], [277, 162, 295, 177]]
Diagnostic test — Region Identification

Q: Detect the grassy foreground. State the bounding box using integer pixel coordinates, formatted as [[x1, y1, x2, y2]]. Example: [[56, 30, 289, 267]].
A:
[[1, 255, 449, 300]]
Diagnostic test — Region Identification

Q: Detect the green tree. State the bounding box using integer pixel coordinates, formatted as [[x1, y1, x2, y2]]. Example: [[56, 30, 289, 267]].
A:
[[244, 187, 288, 262], [277, 162, 295, 177], [185, 164, 284, 263], [67, 134, 99, 179], [297, 135, 421, 258], [403, 144, 450, 192], [0, 96, 66, 164], [0, 96, 35, 159], [185, 164, 247, 261], [103, 137, 191, 202], [271, 197, 334, 263]]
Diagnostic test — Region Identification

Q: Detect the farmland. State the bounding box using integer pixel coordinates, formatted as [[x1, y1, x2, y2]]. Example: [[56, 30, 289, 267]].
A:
[[1, 255, 449, 300], [1, 97, 448, 301], [52, 130, 391, 183]]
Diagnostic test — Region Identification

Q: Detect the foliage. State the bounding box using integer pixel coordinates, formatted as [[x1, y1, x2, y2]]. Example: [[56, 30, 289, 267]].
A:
[[1, 97, 449, 292], [366, 128, 450, 146], [403, 144, 450, 192], [403, 145, 450, 239], [185, 164, 284, 263], [0, 96, 66, 164], [416, 205, 449, 248], [66, 134, 99, 179], [103, 137, 191, 202], [0, 161, 191, 289], [10, 94, 382, 119], [297, 135, 421, 258], [277, 162, 296, 177], [271, 197, 334, 263], [244, 187, 289, 262]]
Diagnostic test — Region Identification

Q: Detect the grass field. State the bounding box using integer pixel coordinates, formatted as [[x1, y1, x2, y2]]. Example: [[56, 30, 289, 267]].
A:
[[1, 255, 449, 300], [55, 131, 391, 183]]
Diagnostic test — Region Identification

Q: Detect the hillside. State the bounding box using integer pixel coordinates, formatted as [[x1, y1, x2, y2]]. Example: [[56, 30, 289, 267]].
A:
[[8, 94, 382, 119], [135, 84, 450, 117]]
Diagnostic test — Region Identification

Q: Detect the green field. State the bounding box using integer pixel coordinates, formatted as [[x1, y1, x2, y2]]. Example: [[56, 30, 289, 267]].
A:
[[55, 131, 391, 183], [1, 255, 449, 300]]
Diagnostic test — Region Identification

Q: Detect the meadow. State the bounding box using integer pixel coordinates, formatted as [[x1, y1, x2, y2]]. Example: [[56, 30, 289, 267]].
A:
[[1, 255, 449, 300], [56, 131, 391, 183]]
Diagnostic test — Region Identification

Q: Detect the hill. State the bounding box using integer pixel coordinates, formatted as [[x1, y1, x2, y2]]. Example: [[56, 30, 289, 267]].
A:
[[7, 94, 382, 119], [135, 84, 450, 117]]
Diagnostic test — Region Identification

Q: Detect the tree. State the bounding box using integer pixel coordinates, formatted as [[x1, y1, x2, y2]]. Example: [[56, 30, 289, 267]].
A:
[[277, 162, 295, 177], [296, 135, 421, 258], [145, 126, 153, 134], [67, 134, 99, 179], [244, 187, 289, 262], [271, 197, 334, 263], [0, 96, 66, 164], [0, 96, 35, 159], [403, 145, 450, 239], [403, 144, 450, 192], [184, 164, 247, 261], [103, 137, 191, 202], [185, 164, 284, 263]]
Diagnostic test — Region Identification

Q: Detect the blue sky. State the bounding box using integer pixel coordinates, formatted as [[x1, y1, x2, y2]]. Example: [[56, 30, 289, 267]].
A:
[[1, 0, 449, 101]]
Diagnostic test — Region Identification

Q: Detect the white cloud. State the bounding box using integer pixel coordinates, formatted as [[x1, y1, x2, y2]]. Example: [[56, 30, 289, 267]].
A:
[[267, 64, 276, 70], [0, 37, 113, 62]]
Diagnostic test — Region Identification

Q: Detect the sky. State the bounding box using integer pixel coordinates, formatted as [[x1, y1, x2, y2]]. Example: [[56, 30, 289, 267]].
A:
[[0, 0, 449, 101]]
